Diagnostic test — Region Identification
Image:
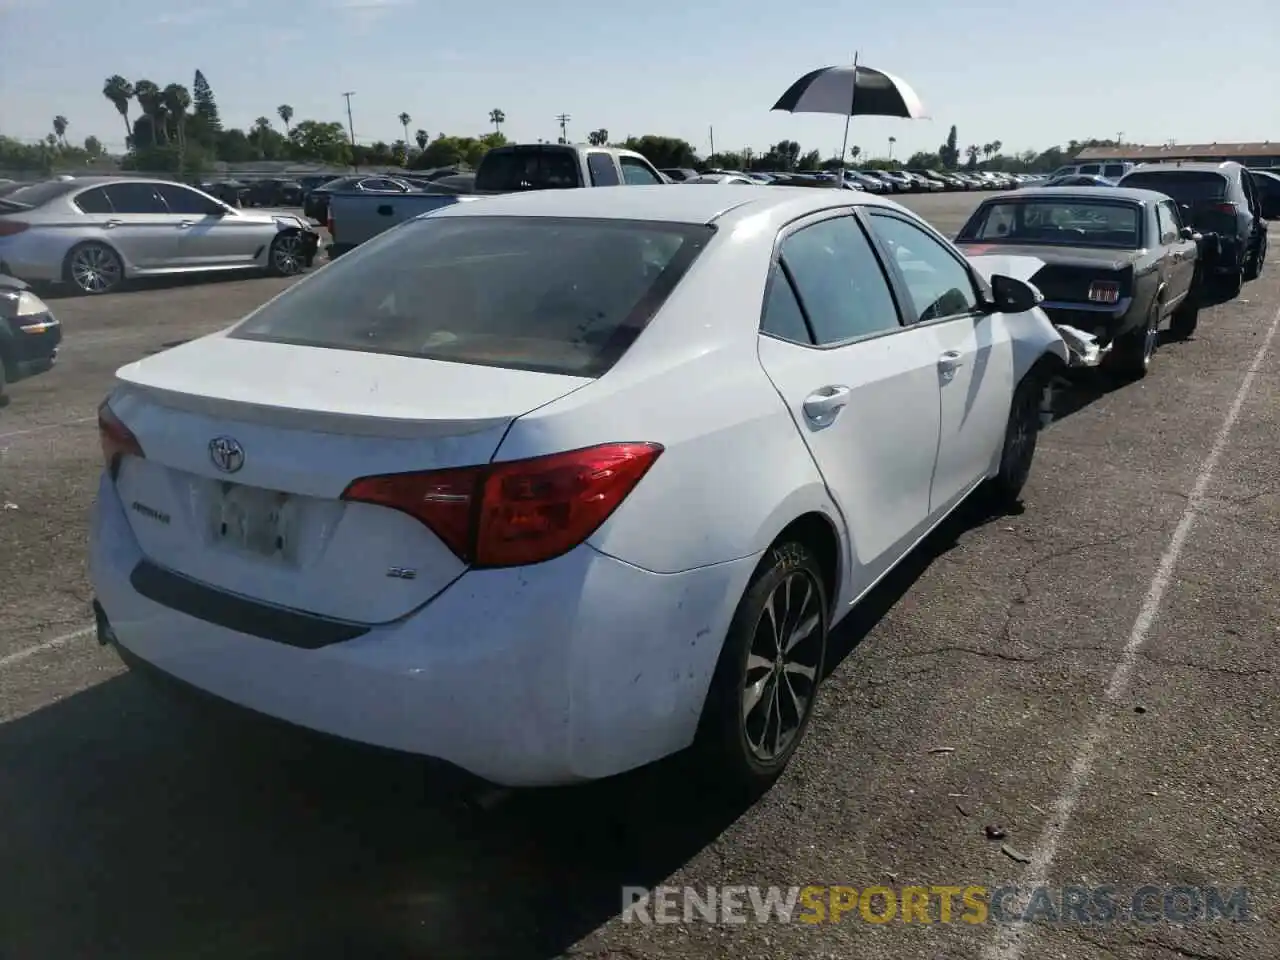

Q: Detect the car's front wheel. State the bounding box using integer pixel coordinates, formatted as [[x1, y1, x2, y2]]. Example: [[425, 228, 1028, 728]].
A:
[[697, 541, 828, 795], [266, 232, 305, 277], [64, 242, 123, 295]]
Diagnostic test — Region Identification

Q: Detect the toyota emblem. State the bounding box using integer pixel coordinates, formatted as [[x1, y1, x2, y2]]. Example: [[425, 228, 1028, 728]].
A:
[[208, 436, 245, 474]]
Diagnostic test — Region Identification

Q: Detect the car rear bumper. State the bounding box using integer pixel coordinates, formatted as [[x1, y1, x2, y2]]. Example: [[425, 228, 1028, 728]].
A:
[[89, 474, 755, 787], [1040, 298, 1137, 345]]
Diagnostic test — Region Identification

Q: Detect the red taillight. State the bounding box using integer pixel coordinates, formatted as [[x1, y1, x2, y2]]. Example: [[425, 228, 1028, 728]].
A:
[[97, 401, 145, 476], [1087, 281, 1121, 305], [341, 442, 664, 568], [326, 212, 335, 239], [0, 220, 30, 237], [1212, 202, 1238, 215]]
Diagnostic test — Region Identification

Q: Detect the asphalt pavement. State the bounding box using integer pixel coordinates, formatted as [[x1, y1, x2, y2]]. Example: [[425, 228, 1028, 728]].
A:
[[1, 192, 1276, 960]]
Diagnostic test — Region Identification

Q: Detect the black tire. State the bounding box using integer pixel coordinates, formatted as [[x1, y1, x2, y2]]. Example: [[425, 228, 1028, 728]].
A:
[[266, 231, 306, 277], [1243, 235, 1265, 282], [1169, 295, 1199, 340], [1216, 267, 1244, 299], [63, 241, 124, 296], [0, 355, 9, 408], [1108, 300, 1160, 381], [987, 368, 1045, 506], [696, 540, 829, 796]]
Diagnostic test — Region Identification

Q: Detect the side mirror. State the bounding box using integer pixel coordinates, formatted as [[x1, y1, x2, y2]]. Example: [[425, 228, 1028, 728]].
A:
[[987, 274, 1043, 313], [1180, 226, 1195, 240]]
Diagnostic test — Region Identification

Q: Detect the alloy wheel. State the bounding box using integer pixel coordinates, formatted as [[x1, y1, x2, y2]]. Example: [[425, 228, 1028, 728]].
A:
[[272, 234, 302, 274], [741, 571, 824, 763], [70, 245, 121, 294]]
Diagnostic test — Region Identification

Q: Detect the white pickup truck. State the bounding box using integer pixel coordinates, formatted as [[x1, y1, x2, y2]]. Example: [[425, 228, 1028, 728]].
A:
[[326, 143, 669, 256]]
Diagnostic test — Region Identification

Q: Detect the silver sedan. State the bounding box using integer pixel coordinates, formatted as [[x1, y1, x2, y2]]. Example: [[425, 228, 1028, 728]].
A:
[[0, 177, 319, 295]]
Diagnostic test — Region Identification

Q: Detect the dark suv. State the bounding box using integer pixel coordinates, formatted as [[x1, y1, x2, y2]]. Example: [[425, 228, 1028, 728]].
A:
[[1118, 161, 1272, 297]]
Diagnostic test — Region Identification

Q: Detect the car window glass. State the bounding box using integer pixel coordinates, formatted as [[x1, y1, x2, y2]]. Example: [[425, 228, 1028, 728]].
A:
[[587, 153, 620, 186], [157, 183, 219, 215], [779, 215, 900, 344], [1155, 202, 1178, 242], [619, 158, 663, 185], [103, 182, 168, 214], [73, 187, 113, 214], [760, 269, 812, 344], [868, 213, 979, 322], [1078, 164, 1101, 175]]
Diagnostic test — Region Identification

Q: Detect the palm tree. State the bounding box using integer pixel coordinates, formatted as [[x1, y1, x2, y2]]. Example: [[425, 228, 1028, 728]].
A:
[[587, 128, 609, 146], [162, 85, 189, 152], [965, 144, 981, 167], [398, 112, 411, 144], [52, 116, 69, 147], [102, 76, 134, 144], [850, 145, 861, 161], [489, 108, 505, 134], [415, 128, 429, 151], [253, 116, 272, 159], [990, 139, 1003, 157], [133, 80, 164, 146], [277, 104, 293, 135], [981, 142, 994, 160], [888, 135, 896, 159]]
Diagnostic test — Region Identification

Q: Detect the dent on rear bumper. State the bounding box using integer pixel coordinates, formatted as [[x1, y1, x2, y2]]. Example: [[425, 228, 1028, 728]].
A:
[[89, 475, 757, 787]]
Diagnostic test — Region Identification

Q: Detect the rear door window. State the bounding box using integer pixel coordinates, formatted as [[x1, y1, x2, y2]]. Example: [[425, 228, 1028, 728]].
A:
[[1103, 163, 1127, 179], [1078, 164, 1101, 175], [1155, 202, 1179, 243], [156, 183, 220, 215], [230, 216, 714, 378], [1120, 171, 1228, 204], [587, 153, 620, 186], [73, 187, 114, 214], [103, 182, 169, 214]]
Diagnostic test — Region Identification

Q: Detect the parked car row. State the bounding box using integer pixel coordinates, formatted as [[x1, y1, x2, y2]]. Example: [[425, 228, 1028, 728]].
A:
[[678, 167, 1047, 193]]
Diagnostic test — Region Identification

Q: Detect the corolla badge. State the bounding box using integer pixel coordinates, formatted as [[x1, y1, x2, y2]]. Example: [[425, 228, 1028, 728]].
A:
[[208, 436, 245, 474]]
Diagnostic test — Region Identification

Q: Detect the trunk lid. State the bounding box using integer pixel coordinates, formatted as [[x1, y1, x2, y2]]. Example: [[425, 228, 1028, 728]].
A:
[[958, 243, 1137, 301], [109, 336, 591, 623]]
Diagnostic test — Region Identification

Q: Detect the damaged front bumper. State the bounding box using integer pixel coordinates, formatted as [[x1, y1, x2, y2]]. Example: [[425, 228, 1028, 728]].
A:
[[1055, 324, 1110, 368]]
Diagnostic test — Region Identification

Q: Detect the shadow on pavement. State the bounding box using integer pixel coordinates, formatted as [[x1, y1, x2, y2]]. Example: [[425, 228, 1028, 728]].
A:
[[0, 496, 1018, 960]]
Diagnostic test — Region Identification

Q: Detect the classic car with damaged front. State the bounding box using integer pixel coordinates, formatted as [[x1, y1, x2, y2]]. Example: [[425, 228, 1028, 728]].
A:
[[954, 187, 1204, 378]]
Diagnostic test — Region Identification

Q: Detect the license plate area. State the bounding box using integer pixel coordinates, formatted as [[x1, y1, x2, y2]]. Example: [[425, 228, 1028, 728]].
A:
[[208, 480, 300, 563]]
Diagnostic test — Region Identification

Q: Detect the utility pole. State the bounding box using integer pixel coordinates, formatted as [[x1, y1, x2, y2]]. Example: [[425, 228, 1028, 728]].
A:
[[708, 125, 715, 159], [556, 113, 571, 144], [1115, 131, 1124, 145], [342, 92, 357, 146]]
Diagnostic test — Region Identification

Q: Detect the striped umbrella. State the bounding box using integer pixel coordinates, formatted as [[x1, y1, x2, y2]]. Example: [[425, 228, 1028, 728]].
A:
[[772, 55, 927, 177]]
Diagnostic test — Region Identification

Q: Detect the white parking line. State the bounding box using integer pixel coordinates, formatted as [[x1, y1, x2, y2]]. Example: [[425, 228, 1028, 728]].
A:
[[983, 303, 1280, 960], [0, 417, 95, 442], [0, 625, 96, 670]]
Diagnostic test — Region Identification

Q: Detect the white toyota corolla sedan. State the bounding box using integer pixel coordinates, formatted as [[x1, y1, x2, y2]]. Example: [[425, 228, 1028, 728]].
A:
[[89, 185, 1068, 790]]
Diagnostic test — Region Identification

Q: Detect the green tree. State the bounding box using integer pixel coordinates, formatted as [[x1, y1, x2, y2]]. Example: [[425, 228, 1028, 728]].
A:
[[133, 80, 164, 146], [797, 148, 822, 170], [489, 108, 505, 134], [102, 76, 134, 144], [189, 69, 221, 149], [277, 104, 293, 135], [53, 116, 69, 146], [415, 128, 429, 150], [939, 125, 959, 169], [398, 112, 412, 144], [906, 150, 941, 169], [619, 135, 698, 169], [84, 135, 103, 157], [162, 84, 191, 166], [288, 120, 351, 165], [587, 128, 609, 146], [965, 144, 980, 169], [761, 140, 802, 170]]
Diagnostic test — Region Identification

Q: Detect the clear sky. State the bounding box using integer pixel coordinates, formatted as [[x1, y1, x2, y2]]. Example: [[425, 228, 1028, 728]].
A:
[[2, 0, 1276, 159]]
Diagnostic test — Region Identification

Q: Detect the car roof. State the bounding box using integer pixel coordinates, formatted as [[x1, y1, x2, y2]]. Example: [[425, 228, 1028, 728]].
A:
[[433, 184, 901, 226], [982, 186, 1164, 203]]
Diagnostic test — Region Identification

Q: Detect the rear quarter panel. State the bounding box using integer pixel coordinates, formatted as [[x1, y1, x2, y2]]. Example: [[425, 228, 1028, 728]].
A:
[[328, 193, 464, 248]]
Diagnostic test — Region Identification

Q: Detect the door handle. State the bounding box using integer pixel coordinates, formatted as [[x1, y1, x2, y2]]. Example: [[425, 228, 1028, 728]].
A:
[[103, 219, 120, 229], [937, 350, 964, 376], [178, 220, 194, 229], [802, 385, 850, 427]]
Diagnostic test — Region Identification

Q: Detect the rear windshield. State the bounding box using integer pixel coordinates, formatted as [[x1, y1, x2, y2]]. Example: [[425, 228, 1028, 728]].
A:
[[1120, 171, 1227, 204], [474, 149, 582, 191], [0, 179, 80, 209], [959, 199, 1142, 248], [230, 215, 714, 377]]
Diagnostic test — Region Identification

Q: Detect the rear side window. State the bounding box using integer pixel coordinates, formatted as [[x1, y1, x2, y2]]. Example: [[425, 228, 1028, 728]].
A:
[[103, 182, 168, 214], [74, 187, 114, 214], [475, 149, 581, 191], [760, 269, 812, 344], [1120, 171, 1227, 204], [587, 153, 620, 186], [230, 216, 714, 378], [1078, 164, 1101, 175], [780, 215, 901, 344], [0, 180, 80, 208], [1103, 164, 1127, 178]]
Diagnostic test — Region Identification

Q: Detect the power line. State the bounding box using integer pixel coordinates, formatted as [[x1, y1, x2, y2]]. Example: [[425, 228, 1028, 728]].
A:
[[555, 113, 571, 144]]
